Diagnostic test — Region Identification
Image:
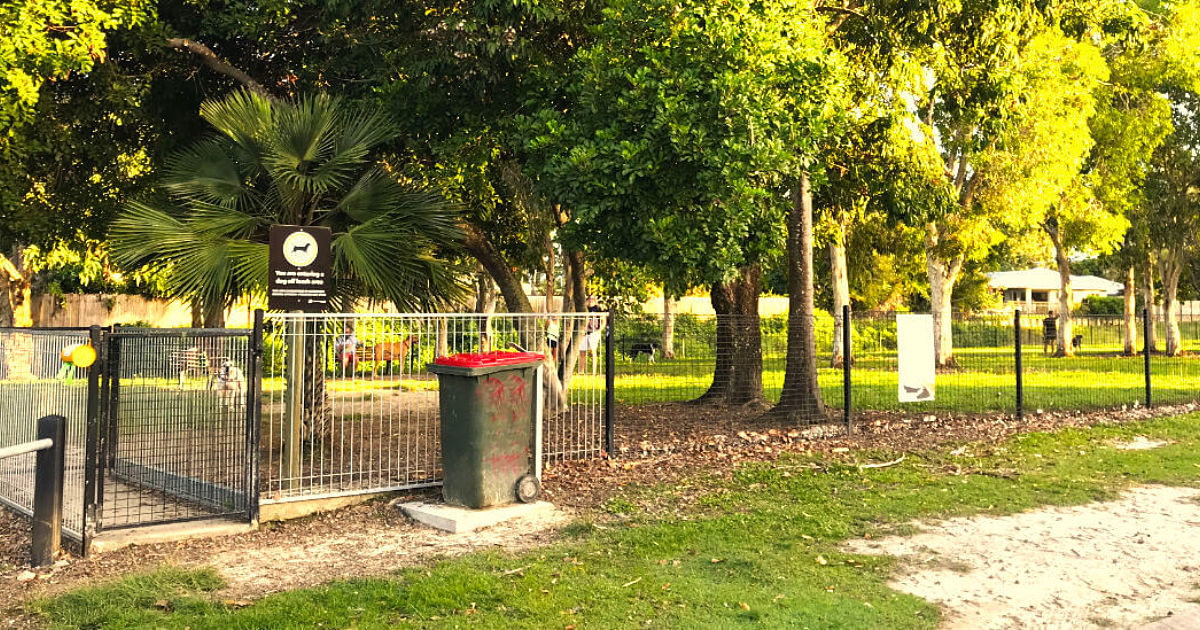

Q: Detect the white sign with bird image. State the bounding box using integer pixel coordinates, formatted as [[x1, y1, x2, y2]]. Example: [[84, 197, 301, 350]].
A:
[[897, 313, 935, 402]]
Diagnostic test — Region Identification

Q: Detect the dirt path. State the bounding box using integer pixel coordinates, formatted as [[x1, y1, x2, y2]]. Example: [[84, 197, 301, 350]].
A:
[[3, 403, 1198, 625], [845, 484, 1200, 629], [0, 494, 570, 626]]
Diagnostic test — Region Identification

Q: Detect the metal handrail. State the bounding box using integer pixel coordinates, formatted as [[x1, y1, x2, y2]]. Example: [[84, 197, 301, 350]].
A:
[[0, 415, 66, 566], [0, 438, 53, 460]]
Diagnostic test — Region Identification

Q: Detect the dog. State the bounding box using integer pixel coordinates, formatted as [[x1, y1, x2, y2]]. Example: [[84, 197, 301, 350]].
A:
[[627, 342, 658, 363], [371, 335, 418, 374], [210, 359, 247, 411], [1072, 334, 1083, 351], [291, 242, 312, 254]]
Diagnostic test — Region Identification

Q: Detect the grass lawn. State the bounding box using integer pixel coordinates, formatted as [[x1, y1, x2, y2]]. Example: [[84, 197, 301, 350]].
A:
[[33, 411, 1200, 629]]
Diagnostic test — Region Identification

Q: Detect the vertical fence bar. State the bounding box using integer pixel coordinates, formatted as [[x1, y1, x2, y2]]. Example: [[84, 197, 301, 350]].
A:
[[843, 305, 852, 434], [32, 415, 66, 566], [247, 310, 264, 522], [283, 316, 304, 490], [1014, 310, 1024, 420], [82, 326, 102, 555], [605, 309, 616, 458], [1144, 306, 1152, 408]]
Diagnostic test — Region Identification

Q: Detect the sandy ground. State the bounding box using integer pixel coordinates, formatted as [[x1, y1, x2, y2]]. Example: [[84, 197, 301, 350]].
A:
[[845, 484, 1200, 629]]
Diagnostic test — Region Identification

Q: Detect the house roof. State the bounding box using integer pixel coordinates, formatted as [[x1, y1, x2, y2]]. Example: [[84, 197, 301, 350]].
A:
[[986, 268, 1123, 294]]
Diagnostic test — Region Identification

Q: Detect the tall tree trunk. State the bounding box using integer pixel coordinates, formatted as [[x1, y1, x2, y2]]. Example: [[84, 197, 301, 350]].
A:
[[1123, 266, 1137, 356], [190, 299, 204, 327], [303, 320, 331, 443], [544, 237, 556, 313], [1143, 259, 1158, 352], [727, 266, 764, 407], [436, 317, 448, 356], [661, 292, 676, 359], [474, 267, 497, 350], [1047, 225, 1074, 357], [696, 281, 735, 404], [926, 223, 964, 367], [829, 216, 851, 368], [552, 247, 589, 407], [463, 223, 534, 313], [773, 175, 827, 422], [0, 253, 28, 327], [203, 300, 226, 328], [1161, 256, 1183, 356]]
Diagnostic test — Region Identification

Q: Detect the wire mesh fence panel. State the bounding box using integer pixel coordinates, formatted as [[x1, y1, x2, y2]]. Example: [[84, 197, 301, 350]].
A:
[[848, 312, 1014, 415], [96, 330, 255, 530], [613, 313, 798, 405], [0, 329, 90, 539], [1018, 312, 1147, 411], [1157, 302, 1200, 407], [261, 312, 605, 502]]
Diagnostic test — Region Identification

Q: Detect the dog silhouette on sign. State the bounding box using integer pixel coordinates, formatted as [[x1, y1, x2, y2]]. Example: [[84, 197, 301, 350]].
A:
[[291, 242, 312, 254]]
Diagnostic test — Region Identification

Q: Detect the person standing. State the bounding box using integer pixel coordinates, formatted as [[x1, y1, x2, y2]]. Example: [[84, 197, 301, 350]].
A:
[[334, 323, 359, 375], [581, 296, 605, 376], [545, 315, 561, 364], [1042, 311, 1058, 355]]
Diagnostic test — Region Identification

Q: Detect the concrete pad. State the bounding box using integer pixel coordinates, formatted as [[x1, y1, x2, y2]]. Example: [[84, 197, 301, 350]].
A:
[[90, 519, 257, 554], [260, 493, 382, 522], [399, 501, 554, 534]]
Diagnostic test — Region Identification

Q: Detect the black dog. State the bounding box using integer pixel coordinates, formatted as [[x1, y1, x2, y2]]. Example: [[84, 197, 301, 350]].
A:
[[1072, 334, 1083, 350], [292, 242, 312, 254], [627, 342, 658, 363]]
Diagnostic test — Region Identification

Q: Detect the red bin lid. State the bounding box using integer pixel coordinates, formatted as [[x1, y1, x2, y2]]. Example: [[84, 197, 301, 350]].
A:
[[434, 351, 545, 368]]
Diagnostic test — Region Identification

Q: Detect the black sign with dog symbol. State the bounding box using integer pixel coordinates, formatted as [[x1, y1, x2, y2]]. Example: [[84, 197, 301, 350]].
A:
[[269, 225, 332, 311]]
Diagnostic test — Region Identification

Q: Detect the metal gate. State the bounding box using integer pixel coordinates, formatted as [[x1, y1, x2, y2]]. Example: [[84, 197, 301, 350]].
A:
[[87, 324, 261, 533]]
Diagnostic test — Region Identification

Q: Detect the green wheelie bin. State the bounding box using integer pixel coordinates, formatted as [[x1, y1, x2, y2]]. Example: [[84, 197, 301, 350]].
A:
[[428, 351, 544, 508]]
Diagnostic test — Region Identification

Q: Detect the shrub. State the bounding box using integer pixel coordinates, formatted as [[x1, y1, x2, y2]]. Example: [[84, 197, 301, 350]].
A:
[[1079, 295, 1124, 315]]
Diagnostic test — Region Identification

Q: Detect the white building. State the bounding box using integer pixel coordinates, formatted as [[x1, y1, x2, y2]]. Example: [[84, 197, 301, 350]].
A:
[[987, 268, 1123, 312]]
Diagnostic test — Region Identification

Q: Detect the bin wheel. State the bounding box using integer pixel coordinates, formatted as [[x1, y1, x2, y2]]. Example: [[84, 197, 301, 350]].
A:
[[516, 474, 541, 503]]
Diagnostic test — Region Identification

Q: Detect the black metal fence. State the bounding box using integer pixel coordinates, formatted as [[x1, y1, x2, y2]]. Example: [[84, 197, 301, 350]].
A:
[[91, 326, 261, 531], [0, 322, 263, 553], [3, 304, 1196, 551], [610, 307, 1200, 437]]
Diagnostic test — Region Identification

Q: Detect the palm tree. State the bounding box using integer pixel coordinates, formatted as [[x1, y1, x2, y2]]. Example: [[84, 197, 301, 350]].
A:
[[109, 90, 463, 319], [110, 91, 464, 442]]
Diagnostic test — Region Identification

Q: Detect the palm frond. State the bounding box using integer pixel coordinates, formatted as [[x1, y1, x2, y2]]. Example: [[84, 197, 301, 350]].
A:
[[112, 90, 467, 312], [332, 168, 409, 223], [200, 90, 272, 158], [162, 139, 253, 209], [263, 94, 348, 197], [335, 104, 397, 154]]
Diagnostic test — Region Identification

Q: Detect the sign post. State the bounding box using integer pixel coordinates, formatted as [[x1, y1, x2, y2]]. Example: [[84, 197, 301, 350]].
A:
[[897, 314, 936, 403], [269, 225, 332, 490]]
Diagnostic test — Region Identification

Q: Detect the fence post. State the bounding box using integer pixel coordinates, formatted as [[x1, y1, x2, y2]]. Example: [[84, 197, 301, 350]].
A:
[[843, 305, 852, 435], [32, 415, 66, 567], [1014, 310, 1023, 420], [605, 309, 616, 458], [82, 325, 102, 556], [1144, 306, 1152, 408], [104, 335, 121, 470], [248, 310, 264, 522], [283, 316, 305, 490]]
